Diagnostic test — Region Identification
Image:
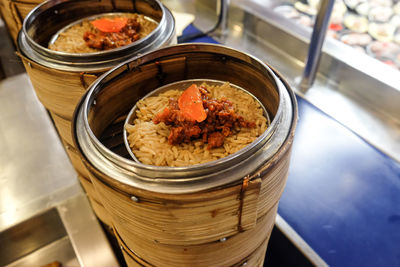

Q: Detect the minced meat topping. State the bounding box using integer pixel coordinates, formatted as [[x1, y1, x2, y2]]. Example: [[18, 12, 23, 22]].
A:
[[84, 18, 141, 50], [153, 84, 255, 149]]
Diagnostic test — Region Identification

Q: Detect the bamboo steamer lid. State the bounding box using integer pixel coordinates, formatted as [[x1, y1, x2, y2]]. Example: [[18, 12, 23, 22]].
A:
[[73, 44, 298, 266]]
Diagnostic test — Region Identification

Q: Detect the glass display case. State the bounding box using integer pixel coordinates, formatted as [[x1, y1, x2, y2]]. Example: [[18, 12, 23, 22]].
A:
[[169, 0, 399, 161]]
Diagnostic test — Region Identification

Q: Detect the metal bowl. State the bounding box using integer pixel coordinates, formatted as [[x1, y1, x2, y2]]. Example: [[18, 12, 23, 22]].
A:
[[122, 79, 271, 163], [18, 0, 176, 71]]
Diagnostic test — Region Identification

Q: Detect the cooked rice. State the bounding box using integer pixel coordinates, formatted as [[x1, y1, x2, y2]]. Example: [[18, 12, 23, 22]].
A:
[[49, 13, 157, 53], [125, 82, 269, 167]]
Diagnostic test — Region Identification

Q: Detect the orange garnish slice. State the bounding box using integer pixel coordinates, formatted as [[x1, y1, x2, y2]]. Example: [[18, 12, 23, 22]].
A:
[[91, 17, 128, 33], [178, 84, 207, 122]]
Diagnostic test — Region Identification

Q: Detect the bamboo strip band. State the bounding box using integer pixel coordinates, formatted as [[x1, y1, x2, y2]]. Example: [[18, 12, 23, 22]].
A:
[[87, 196, 113, 228], [238, 176, 250, 232], [19, 54, 102, 120], [50, 112, 74, 147], [113, 204, 277, 267], [0, 0, 43, 44]]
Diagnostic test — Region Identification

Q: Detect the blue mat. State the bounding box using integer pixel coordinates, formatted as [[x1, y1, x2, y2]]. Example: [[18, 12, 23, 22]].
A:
[[179, 24, 219, 44]]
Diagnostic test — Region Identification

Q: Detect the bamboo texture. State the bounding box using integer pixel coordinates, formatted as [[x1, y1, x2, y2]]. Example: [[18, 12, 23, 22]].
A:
[[63, 140, 90, 178], [18, 49, 106, 226], [62, 139, 112, 227], [87, 195, 113, 227], [0, 0, 43, 44], [51, 112, 74, 147], [87, 146, 291, 245], [20, 54, 102, 120], [83, 143, 293, 266], [115, 212, 275, 267]]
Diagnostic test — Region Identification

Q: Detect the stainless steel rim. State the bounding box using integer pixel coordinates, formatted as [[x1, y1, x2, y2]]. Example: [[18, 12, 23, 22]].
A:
[[74, 43, 297, 194], [19, 0, 176, 71], [48, 12, 159, 48], [122, 78, 272, 163]]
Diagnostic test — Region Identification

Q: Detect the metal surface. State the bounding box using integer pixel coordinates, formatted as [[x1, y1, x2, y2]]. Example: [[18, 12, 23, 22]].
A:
[[19, 0, 176, 71], [74, 43, 297, 194], [0, 72, 118, 266], [6, 236, 79, 267], [57, 194, 118, 267], [299, 0, 334, 91], [0, 208, 67, 266], [0, 73, 79, 232], [177, 0, 229, 42]]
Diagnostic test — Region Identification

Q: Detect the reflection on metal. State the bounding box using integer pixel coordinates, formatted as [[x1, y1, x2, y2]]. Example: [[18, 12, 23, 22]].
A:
[[178, 0, 230, 42], [218, 0, 230, 35], [299, 0, 334, 92], [0, 209, 68, 266], [57, 194, 119, 267], [0, 74, 118, 266], [6, 236, 79, 267]]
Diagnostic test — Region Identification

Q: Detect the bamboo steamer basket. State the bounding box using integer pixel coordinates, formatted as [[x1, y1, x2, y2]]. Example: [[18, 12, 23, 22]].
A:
[[114, 212, 273, 267], [18, 0, 176, 121], [17, 0, 175, 226], [73, 44, 298, 266], [0, 0, 44, 44]]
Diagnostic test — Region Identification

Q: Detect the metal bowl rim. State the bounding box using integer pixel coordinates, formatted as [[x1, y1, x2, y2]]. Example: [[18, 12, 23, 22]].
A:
[[81, 43, 285, 174], [122, 78, 272, 165], [22, 0, 166, 59]]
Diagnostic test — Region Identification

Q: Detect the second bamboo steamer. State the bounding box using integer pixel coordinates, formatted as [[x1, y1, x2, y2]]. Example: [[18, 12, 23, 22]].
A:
[[17, 0, 175, 226], [18, 0, 176, 123]]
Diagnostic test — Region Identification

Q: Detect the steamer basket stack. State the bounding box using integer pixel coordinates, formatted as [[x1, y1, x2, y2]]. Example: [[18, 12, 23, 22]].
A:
[[17, 0, 176, 227], [11, 0, 298, 265], [73, 44, 298, 266]]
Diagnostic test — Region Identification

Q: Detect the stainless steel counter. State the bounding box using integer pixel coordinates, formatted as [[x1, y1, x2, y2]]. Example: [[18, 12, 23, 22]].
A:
[[0, 73, 118, 266]]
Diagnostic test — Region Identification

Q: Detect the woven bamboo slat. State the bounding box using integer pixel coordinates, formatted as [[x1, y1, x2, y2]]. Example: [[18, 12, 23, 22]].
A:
[[114, 209, 274, 267], [12, 1, 37, 18], [61, 138, 113, 227], [87, 195, 113, 228], [64, 145, 112, 227], [78, 174, 101, 203], [242, 237, 270, 267], [88, 144, 291, 247], [51, 112, 74, 147], [0, 0, 20, 44], [63, 140, 90, 178], [119, 236, 270, 267], [112, 203, 277, 267], [19, 53, 101, 120], [0, 0, 43, 44]]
